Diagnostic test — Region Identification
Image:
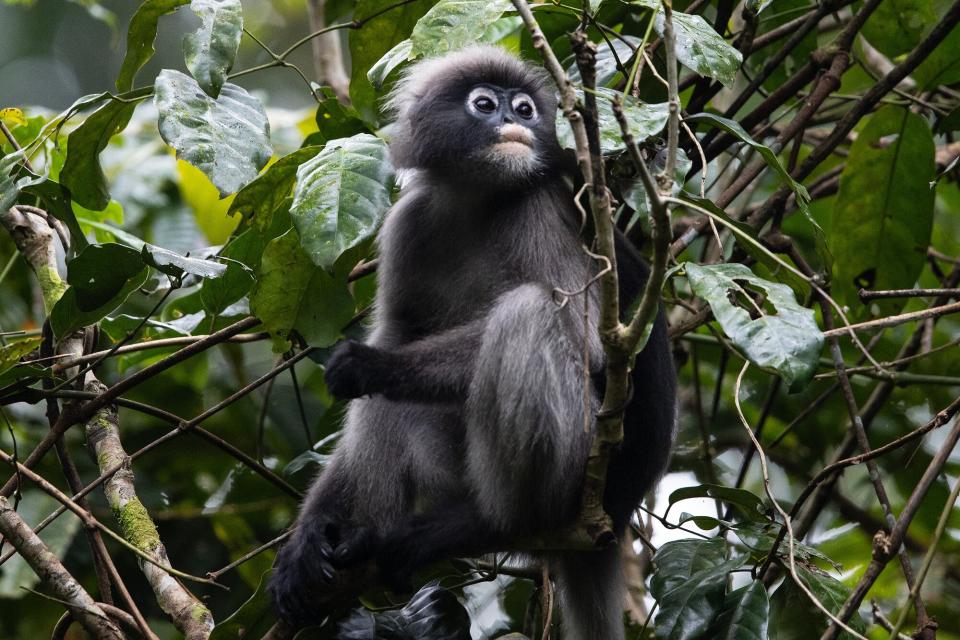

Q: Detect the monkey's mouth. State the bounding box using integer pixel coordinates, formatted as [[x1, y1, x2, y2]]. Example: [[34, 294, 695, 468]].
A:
[[496, 124, 534, 148]]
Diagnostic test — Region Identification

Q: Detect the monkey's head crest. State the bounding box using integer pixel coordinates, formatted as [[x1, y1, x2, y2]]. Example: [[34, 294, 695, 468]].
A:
[[386, 45, 565, 187]]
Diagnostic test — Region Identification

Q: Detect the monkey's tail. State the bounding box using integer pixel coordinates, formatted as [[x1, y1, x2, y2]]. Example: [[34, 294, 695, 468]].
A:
[[552, 545, 626, 640]]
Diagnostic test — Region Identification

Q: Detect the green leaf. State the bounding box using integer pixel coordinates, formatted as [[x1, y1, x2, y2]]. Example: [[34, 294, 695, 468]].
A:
[[155, 69, 272, 197], [290, 134, 395, 269], [769, 566, 865, 639], [141, 244, 226, 279], [650, 539, 745, 640], [116, 0, 191, 92], [861, 0, 943, 58], [229, 147, 322, 229], [250, 230, 355, 349], [707, 581, 770, 640], [184, 0, 243, 98], [409, 0, 512, 57], [569, 36, 638, 87], [0, 151, 41, 213], [305, 88, 371, 146], [349, 0, 433, 123], [636, 0, 742, 86], [0, 338, 42, 380], [683, 262, 824, 390], [22, 178, 90, 251], [666, 483, 767, 522], [51, 243, 149, 337], [557, 88, 670, 155], [367, 39, 415, 90], [60, 98, 140, 211], [830, 107, 935, 318]]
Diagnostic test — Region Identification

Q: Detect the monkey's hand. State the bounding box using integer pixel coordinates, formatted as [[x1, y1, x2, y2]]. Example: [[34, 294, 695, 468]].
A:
[[269, 516, 376, 625], [324, 340, 397, 399]]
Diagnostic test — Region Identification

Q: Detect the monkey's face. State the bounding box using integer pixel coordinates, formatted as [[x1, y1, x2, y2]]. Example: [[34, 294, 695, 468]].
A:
[[395, 78, 564, 187]]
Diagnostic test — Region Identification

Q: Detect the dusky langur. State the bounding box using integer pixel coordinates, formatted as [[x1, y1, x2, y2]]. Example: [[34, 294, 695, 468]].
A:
[[270, 45, 676, 640]]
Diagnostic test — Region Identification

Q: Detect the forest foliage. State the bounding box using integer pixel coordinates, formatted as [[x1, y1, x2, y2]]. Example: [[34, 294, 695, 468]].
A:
[[2, 0, 960, 638]]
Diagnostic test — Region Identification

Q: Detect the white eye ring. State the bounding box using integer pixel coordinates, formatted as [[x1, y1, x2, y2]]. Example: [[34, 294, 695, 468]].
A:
[[511, 93, 537, 120], [467, 87, 499, 115]]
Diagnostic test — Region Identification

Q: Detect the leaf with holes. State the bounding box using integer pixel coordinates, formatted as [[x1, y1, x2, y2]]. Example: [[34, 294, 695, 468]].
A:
[[636, 0, 742, 86], [155, 69, 272, 197], [409, 0, 512, 57], [290, 134, 395, 268], [184, 0, 243, 98], [683, 262, 823, 390], [117, 0, 191, 91], [830, 106, 935, 318]]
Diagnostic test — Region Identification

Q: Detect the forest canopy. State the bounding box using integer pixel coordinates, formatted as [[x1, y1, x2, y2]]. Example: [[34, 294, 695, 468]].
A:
[[1, 0, 960, 638]]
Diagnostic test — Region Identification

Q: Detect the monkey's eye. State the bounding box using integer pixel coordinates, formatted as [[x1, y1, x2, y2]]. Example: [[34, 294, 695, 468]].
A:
[[467, 87, 499, 116], [474, 96, 497, 113], [512, 94, 537, 120]]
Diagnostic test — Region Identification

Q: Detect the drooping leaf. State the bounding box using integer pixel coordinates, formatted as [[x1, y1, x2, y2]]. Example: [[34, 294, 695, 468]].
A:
[[666, 483, 767, 522], [250, 230, 355, 349], [183, 0, 243, 98], [349, 0, 433, 123], [636, 0, 742, 86], [229, 146, 322, 229], [141, 244, 226, 279], [50, 243, 149, 337], [60, 98, 140, 211], [409, 0, 512, 57], [155, 69, 272, 197], [290, 134, 395, 269], [830, 107, 935, 318], [683, 262, 823, 390], [116, 0, 191, 92], [769, 566, 865, 639], [557, 88, 670, 154], [707, 581, 770, 640]]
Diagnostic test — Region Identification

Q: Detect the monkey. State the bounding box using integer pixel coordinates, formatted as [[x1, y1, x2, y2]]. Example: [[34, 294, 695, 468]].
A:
[[269, 45, 676, 640]]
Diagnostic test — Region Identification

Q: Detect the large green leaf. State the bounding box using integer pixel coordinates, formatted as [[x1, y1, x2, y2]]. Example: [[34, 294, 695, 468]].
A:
[[50, 243, 149, 337], [636, 0, 742, 86], [349, 0, 434, 123], [290, 134, 395, 269], [409, 0, 512, 57], [184, 0, 243, 98], [650, 539, 745, 640], [861, 0, 941, 58], [557, 88, 670, 154], [116, 0, 191, 92], [769, 566, 865, 639], [155, 69, 272, 197], [683, 262, 823, 390], [830, 107, 935, 317], [666, 483, 767, 522], [249, 230, 355, 349], [707, 581, 770, 640], [60, 98, 140, 211], [304, 88, 371, 147]]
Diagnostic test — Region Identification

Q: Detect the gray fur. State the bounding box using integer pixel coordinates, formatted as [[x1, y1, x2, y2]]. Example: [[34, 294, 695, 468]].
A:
[[269, 46, 676, 640]]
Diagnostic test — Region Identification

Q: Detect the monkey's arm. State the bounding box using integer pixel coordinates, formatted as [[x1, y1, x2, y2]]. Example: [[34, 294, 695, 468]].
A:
[[324, 318, 486, 402]]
